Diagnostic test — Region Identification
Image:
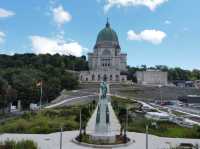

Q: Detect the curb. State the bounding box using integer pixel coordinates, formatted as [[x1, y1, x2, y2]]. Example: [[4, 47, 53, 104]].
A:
[[72, 138, 134, 148]]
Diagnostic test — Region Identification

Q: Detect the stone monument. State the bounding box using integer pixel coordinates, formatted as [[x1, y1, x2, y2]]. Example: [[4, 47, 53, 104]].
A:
[[91, 81, 116, 143]]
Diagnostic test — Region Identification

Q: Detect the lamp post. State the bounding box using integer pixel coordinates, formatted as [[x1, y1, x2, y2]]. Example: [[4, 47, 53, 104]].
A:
[[146, 124, 149, 149], [126, 107, 128, 133], [124, 107, 128, 143], [60, 127, 63, 149], [79, 109, 82, 135]]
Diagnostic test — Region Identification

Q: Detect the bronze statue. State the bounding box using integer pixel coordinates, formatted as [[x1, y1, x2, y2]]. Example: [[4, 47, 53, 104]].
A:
[[100, 81, 107, 99]]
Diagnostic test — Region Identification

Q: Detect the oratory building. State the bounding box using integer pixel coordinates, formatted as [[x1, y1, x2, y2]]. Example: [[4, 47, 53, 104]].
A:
[[80, 21, 127, 82]]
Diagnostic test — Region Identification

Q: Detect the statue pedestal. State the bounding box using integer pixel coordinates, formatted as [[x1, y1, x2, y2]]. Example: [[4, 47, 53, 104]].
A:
[[91, 132, 116, 143]]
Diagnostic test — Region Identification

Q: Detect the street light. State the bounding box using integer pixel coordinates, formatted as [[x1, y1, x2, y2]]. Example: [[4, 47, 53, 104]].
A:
[[60, 127, 63, 149], [79, 109, 82, 135], [124, 107, 128, 143], [146, 124, 149, 149], [126, 107, 128, 133]]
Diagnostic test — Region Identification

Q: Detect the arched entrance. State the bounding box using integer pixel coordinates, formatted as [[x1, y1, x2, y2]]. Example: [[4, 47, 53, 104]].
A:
[[80, 75, 83, 81], [98, 75, 101, 81], [110, 75, 112, 81], [103, 74, 107, 81], [115, 75, 119, 82], [92, 74, 95, 81]]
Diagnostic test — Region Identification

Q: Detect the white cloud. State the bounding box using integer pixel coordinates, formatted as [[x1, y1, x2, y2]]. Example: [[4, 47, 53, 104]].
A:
[[127, 29, 166, 45], [52, 5, 72, 26], [164, 20, 171, 25], [104, 0, 168, 12], [30, 35, 87, 57], [0, 8, 15, 18], [0, 31, 6, 44]]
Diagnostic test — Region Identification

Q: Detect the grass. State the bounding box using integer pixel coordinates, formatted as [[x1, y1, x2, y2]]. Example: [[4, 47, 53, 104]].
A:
[[116, 88, 141, 99], [0, 139, 37, 149], [111, 95, 141, 109], [128, 118, 200, 138], [171, 110, 187, 116], [0, 101, 96, 134], [111, 96, 200, 139]]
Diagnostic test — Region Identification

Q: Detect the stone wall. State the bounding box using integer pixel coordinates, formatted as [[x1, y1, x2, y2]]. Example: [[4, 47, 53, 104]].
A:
[[136, 70, 168, 85], [80, 70, 127, 82]]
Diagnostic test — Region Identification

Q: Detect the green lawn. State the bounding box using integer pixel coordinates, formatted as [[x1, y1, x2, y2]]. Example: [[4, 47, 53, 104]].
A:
[[111, 96, 200, 139], [0, 101, 96, 134]]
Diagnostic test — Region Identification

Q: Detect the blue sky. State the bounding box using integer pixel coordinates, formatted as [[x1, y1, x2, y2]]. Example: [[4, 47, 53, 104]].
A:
[[0, 0, 200, 69]]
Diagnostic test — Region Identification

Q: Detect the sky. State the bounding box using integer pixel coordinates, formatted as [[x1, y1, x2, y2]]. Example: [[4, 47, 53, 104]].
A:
[[0, 0, 200, 70]]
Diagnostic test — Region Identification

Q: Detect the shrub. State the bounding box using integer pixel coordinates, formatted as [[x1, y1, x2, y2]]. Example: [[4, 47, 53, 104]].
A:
[[43, 110, 59, 118], [0, 139, 38, 149]]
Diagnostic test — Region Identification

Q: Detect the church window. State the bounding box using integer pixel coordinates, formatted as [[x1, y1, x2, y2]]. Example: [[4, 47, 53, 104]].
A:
[[103, 74, 107, 81], [115, 75, 119, 81], [98, 75, 101, 81], [110, 75, 112, 81], [102, 49, 111, 56]]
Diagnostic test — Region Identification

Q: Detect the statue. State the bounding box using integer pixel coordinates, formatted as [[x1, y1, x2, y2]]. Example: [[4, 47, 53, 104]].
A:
[[100, 81, 107, 99], [95, 81, 110, 133], [92, 82, 116, 143]]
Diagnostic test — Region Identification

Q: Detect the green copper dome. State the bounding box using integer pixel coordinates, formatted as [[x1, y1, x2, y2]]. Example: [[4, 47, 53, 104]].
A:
[[96, 21, 119, 43]]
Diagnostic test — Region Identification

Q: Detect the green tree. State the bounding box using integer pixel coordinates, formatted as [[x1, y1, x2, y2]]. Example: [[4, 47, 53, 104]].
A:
[[0, 77, 8, 112]]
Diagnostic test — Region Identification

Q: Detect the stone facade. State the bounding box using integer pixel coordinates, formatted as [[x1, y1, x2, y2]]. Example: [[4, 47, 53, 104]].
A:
[[80, 21, 127, 82], [136, 70, 168, 86]]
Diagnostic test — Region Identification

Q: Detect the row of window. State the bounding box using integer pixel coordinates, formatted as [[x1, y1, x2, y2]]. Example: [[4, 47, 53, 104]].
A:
[[80, 74, 120, 81], [102, 63, 111, 67]]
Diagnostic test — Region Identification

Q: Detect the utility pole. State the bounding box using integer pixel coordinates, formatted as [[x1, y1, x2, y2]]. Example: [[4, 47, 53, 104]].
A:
[[60, 127, 63, 149], [146, 124, 148, 149]]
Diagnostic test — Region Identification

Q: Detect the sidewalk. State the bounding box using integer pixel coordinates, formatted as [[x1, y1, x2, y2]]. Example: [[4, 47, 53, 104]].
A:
[[1, 131, 200, 149]]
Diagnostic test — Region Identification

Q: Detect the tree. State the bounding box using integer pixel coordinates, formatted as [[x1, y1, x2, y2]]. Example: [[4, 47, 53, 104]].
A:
[[0, 77, 8, 112], [0, 77, 16, 113]]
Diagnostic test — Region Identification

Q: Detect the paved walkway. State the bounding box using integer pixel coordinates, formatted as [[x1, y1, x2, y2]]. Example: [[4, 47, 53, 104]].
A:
[[1, 131, 200, 149], [45, 95, 96, 108]]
